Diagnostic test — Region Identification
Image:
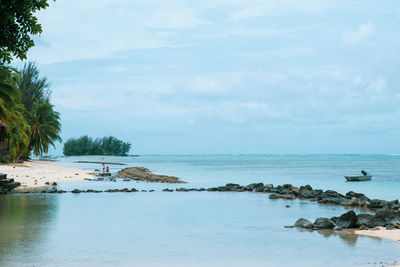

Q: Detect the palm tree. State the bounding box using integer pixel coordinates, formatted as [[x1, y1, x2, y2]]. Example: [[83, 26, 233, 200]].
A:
[[0, 67, 31, 161], [18, 62, 51, 112], [7, 103, 30, 160], [0, 67, 20, 123], [28, 101, 62, 157]]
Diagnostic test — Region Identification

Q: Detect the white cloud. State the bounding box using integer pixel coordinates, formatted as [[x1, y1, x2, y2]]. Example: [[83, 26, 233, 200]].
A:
[[368, 78, 386, 92], [188, 77, 228, 95], [342, 22, 376, 46], [27, 0, 209, 64], [147, 8, 209, 29]]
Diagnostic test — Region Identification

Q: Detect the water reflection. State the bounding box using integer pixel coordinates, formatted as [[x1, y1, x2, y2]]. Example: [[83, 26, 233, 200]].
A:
[[296, 227, 359, 246], [0, 195, 58, 264]]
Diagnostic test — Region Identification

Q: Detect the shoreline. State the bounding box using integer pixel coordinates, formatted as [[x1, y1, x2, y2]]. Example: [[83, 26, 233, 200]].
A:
[[0, 160, 95, 189], [1, 161, 399, 244], [354, 227, 400, 243]]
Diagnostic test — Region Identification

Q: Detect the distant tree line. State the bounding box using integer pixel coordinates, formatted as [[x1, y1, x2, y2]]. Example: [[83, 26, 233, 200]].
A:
[[63, 136, 132, 156]]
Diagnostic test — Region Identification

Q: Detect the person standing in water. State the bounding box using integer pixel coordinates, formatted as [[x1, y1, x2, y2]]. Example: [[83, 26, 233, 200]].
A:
[[106, 166, 109, 174], [102, 163, 105, 173]]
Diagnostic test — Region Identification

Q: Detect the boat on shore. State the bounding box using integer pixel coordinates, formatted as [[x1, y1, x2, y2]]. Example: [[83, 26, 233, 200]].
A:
[[345, 170, 372, 181]]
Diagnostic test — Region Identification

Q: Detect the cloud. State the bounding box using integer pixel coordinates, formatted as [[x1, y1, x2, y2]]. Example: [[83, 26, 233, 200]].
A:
[[147, 8, 209, 29], [186, 77, 228, 96], [342, 22, 376, 46]]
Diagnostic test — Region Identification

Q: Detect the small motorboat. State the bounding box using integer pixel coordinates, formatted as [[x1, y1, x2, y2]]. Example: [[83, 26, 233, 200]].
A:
[[345, 170, 372, 181]]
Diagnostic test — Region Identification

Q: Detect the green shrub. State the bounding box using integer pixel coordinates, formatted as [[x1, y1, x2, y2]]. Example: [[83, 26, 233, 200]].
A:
[[1, 154, 11, 163]]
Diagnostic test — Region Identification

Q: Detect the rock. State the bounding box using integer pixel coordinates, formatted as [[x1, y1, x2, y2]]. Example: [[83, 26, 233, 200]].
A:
[[303, 184, 313, 191], [162, 188, 173, 192], [345, 191, 367, 200], [244, 183, 264, 191], [225, 183, 242, 191], [71, 189, 81, 193], [286, 205, 290, 208], [216, 186, 229, 192], [356, 197, 370, 207], [269, 193, 278, 199], [149, 190, 154, 192], [253, 186, 265, 192], [358, 225, 369, 230], [320, 190, 345, 200], [368, 215, 387, 228], [284, 225, 295, 228], [116, 167, 185, 183], [295, 218, 314, 229], [340, 199, 358, 206], [392, 223, 400, 229], [207, 187, 217, 192], [367, 199, 386, 209], [376, 207, 400, 224], [123, 178, 131, 181], [176, 188, 189, 192], [356, 214, 375, 227], [280, 194, 296, 200], [105, 189, 119, 193], [330, 216, 339, 223], [314, 217, 336, 229], [386, 224, 397, 230], [318, 197, 346, 205], [336, 210, 358, 228], [0, 178, 15, 185]]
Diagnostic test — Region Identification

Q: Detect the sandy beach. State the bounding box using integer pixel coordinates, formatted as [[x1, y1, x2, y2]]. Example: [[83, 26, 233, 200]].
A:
[[355, 227, 400, 243], [0, 160, 95, 189]]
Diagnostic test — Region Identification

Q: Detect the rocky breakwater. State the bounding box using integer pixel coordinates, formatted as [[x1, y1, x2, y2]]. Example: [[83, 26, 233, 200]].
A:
[[265, 183, 399, 211], [292, 208, 400, 231], [116, 167, 185, 183], [0, 173, 21, 194]]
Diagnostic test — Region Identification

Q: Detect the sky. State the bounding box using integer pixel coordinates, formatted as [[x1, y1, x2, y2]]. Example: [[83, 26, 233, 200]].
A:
[[23, 0, 400, 154]]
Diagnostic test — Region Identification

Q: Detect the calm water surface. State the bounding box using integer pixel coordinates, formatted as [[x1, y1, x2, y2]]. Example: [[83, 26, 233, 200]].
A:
[[1, 154, 400, 266]]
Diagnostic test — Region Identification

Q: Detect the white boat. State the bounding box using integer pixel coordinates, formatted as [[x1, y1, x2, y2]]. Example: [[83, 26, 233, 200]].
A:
[[345, 170, 372, 181]]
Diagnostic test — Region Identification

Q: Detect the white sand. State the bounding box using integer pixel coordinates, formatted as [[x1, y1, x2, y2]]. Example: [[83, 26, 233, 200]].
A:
[[0, 160, 95, 189], [355, 227, 400, 243]]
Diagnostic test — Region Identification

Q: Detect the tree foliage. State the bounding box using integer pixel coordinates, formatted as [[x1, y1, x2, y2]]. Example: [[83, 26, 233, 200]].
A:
[[63, 136, 132, 156], [0, 0, 61, 161], [0, 0, 52, 63], [0, 61, 61, 161], [18, 61, 51, 111], [27, 100, 61, 157], [0, 68, 30, 160]]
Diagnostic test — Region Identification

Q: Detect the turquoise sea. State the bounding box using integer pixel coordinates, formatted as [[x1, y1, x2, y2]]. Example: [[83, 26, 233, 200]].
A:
[[1, 154, 400, 266]]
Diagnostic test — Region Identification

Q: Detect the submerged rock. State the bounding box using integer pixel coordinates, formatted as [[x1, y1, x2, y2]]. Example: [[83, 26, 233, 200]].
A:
[[295, 218, 314, 229], [162, 188, 173, 192], [314, 217, 336, 229], [117, 167, 185, 183]]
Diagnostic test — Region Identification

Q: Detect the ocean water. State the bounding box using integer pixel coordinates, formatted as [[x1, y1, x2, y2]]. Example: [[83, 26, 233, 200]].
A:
[[1, 154, 400, 266]]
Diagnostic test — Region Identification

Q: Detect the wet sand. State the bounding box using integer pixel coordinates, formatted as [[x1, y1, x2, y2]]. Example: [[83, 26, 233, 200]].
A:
[[355, 227, 400, 243], [0, 160, 95, 189]]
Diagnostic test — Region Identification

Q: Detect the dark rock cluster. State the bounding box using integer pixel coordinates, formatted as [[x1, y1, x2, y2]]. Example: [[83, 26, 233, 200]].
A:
[[0, 173, 21, 194], [294, 209, 400, 230]]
